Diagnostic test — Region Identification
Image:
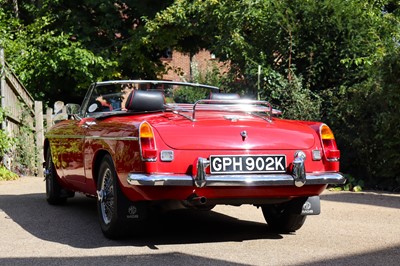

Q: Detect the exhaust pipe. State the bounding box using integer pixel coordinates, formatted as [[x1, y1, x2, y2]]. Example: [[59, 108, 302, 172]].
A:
[[187, 193, 207, 205]]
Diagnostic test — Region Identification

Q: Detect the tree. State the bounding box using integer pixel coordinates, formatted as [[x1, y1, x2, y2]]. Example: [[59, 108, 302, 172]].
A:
[[0, 0, 173, 104], [144, 0, 395, 118], [1, 15, 114, 104]]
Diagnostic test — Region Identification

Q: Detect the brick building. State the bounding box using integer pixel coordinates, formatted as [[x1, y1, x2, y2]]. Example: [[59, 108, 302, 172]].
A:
[[159, 49, 226, 82]]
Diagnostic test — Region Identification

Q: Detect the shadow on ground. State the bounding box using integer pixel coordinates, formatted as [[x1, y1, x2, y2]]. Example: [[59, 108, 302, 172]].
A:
[[321, 190, 400, 209], [0, 192, 282, 249], [0, 252, 249, 266], [293, 245, 400, 266]]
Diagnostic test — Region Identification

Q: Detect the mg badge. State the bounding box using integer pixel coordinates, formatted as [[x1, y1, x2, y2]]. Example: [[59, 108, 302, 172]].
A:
[[127, 205, 139, 219], [240, 131, 247, 141]]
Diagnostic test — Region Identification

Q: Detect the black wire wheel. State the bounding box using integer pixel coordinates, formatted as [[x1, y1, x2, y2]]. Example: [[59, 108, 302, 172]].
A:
[[96, 154, 130, 238], [45, 147, 73, 205]]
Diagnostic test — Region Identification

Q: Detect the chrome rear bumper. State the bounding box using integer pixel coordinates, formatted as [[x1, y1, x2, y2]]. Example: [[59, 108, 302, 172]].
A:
[[128, 156, 345, 188], [127, 172, 345, 187]]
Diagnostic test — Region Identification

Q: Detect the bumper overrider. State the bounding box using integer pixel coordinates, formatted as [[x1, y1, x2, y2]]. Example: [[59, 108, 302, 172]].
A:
[[127, 157, 346, 188]]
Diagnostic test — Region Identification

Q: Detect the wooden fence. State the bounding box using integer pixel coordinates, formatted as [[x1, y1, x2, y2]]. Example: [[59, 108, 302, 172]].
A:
[[0, 48, 44, 177]]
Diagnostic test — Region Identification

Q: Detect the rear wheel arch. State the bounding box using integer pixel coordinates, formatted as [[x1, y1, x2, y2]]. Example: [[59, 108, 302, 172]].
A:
[[92, 150, 113, 186], [45, 145, 75, 204]]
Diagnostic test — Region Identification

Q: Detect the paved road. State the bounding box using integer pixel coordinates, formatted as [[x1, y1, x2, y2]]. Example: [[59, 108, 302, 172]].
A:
[[0, 177, 399, 265]]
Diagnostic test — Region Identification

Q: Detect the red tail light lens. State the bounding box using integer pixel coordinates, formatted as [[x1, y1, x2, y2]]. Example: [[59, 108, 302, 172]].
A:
[[320, 124, 340, 161], [139, 122, 157, 161]]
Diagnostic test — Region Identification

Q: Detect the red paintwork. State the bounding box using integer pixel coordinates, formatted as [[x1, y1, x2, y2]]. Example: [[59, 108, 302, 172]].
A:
[[119, 184, 327, 202], [45, 105, 340, 204], [155, 113, 316, 150]]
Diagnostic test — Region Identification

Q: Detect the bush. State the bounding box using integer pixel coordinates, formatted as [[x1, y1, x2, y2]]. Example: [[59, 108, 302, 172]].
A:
[[0, 107, 20, 180], [327, 51, 400, 191], [0, 108, 13, 158], [0, 166, 19, 181], [261, 69, 322, 121]]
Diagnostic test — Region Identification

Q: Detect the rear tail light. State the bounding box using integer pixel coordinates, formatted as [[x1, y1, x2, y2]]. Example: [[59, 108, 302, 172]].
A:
[[139, 121, 157, 161], [320, 124, 340, 161]]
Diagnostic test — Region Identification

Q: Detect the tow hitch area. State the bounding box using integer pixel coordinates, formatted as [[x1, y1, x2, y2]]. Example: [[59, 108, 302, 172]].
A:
[[301, 196, 321, 215]]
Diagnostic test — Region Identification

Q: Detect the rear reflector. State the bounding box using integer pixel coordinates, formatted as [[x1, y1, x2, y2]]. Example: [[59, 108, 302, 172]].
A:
[[160, 150, 174, 162], [312, 150, 322, 161], [325, 149, 341, 160]]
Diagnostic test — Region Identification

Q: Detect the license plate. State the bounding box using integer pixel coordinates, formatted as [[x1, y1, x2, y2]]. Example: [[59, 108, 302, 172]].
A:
[[209, 155, 286, 174]]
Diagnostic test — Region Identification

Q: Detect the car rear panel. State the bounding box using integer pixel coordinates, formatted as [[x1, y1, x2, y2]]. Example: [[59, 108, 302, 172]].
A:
[[154, 113, 316, 150], [142, 112, 324, 174], [95, 112, 338, 202]]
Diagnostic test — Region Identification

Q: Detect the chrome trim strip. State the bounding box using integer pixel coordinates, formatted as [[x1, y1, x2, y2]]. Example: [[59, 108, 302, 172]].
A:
[[45, 135, 138, 141], [127, 172, 346, 187], [88, 136, 138, 141], [45, 134, 84, 139]]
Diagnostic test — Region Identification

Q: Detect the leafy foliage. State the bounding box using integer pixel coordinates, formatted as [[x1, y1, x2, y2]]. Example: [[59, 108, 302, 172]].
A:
[[330, 174, 364, 192], [0, 107, 19, 180], [331, 50, 400, 191], [1, 0, 173, 104], [262, 69, 322, 121], [173, 87, 208, 104], [1, 13, 115, 104], [0, 166, 19, 181], [0, 108, 14, 159]]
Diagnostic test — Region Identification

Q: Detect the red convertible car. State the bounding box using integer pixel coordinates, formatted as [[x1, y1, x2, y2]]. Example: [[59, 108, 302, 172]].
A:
[[44, 80, 345, 238]]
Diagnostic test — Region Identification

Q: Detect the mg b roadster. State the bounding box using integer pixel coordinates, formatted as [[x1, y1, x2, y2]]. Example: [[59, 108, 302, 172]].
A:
[[44, 80, 345, 238]]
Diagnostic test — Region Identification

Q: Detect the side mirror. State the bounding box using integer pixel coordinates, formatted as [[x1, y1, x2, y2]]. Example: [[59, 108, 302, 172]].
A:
[[66, 103, 80, 115], [53, 103, 81, 124]]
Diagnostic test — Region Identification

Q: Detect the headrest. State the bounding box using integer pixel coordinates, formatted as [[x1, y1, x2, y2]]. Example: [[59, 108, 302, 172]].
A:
[[209, 92, 240, 100], [125, 90, 165, 111]]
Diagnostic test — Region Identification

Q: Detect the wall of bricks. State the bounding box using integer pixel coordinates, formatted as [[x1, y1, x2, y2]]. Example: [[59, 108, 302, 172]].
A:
[[160, 49, 226, 82]]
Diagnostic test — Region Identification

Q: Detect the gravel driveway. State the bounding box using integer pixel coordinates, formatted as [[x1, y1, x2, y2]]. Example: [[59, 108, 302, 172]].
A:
[[1, 177, 399, 265]]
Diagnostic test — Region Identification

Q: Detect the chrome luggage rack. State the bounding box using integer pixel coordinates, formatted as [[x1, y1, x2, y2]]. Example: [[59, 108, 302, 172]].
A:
[[165, 99, 281, 122]]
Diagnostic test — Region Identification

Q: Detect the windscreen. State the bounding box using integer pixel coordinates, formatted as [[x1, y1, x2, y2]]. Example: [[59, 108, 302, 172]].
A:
[[83, 81, 213, 116]]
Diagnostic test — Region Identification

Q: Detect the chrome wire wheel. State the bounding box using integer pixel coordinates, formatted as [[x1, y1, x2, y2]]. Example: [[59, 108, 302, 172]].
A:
[[45, 147, 67, 205], [97, 154, 127, 238], [97, 154, 147, 238], [99, 168, 114, 225]]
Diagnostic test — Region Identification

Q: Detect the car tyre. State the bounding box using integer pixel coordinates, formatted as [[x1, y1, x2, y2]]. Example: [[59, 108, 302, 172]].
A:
[[261, 203, 307, 232], [45, 147, 73, 205], [97, 155, 131, 239]]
